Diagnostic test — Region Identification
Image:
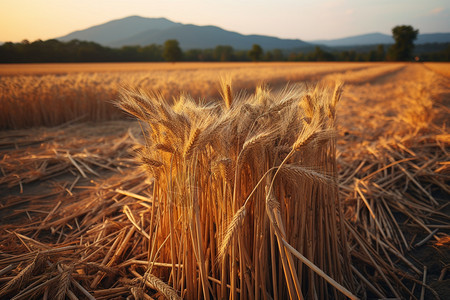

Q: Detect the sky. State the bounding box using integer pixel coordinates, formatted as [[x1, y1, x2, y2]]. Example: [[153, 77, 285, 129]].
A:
[[1, 0, 449, 43]]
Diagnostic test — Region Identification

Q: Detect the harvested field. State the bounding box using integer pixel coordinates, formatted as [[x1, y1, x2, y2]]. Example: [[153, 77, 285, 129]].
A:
[[423, 63, 450, 78], [0, 62, 449, 299]]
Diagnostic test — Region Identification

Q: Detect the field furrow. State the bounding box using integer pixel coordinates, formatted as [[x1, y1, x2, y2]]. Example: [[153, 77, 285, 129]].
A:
[[324, 63, 405, 84]]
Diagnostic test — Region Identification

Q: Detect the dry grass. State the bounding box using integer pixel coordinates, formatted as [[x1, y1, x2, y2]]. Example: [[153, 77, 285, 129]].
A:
[[0, 62, 449, 299]]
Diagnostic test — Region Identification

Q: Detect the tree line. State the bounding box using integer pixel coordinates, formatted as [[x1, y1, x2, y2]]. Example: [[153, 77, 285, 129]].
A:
[[1, 25, 448, 63]]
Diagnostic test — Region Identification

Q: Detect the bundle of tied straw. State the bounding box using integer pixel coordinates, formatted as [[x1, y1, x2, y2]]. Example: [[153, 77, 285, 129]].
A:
[[117, 79, 357, 299]]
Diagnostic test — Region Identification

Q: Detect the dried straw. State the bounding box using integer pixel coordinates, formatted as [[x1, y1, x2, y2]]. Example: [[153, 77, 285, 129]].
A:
[[1, 65, 449, 299]]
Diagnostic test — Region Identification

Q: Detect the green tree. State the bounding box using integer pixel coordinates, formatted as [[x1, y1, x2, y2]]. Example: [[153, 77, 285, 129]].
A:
[[271, 49, 284, 61], [214, 45, 234, 61], [141, 44, 163, 61], [163, 39, 182, 62], [264, 49, 285, 61], [368, 50, 377, 61], [388, 25, 419, 61], [311, 46, 334, 61], [248, 44, 263, 61], [376, 44, 385, 61]]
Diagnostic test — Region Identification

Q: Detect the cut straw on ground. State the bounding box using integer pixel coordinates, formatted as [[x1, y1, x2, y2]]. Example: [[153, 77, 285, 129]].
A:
[[1, 63, 449, 299]]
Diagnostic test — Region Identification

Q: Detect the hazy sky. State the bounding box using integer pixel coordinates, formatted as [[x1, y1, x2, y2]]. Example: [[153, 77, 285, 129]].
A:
[[1, 0, 449, 42]]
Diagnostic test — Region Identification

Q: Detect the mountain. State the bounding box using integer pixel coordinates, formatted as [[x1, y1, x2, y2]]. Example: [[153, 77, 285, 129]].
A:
[[58, 16, 181, 46], [308, 32, 450, 47], [416, 33, 450, 44], [309, 33, 393, 47], [109, 24, 310, 50], [57, 16, 450, 50], [57, 16, 310, 50]]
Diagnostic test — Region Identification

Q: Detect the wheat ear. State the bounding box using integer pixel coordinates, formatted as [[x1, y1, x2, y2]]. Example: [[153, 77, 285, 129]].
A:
[[183, 128, 201, 159], [0, 253, 44, 297], [55, 269, 71, 300], [218, 205, 247, 261]]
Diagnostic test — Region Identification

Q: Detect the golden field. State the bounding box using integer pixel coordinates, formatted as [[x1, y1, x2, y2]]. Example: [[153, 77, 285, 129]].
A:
[[1, 62, 447, 129], [2, 62, 375, 129], [0, 62, 449, 299]]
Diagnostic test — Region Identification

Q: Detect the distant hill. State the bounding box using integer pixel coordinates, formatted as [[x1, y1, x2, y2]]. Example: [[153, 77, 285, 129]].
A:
[[57, 16, 450, 50], [308, 32, 450, 47], [309, 33, 394, 47], [57, 16, 311, 50], [58, 16, 179, 46], [416, 33, 450, 44]]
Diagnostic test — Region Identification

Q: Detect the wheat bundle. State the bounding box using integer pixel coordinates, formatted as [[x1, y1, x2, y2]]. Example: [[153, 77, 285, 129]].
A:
[[118, 80, 356, 299]]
